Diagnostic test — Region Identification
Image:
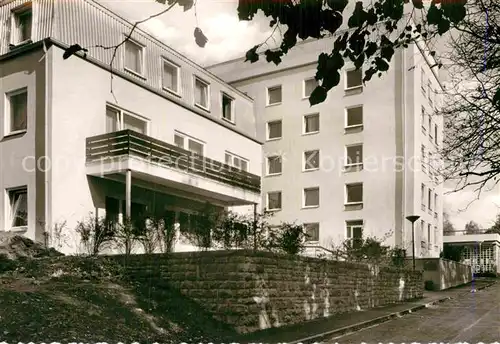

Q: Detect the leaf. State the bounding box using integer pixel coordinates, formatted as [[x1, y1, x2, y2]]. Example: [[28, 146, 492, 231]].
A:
[[326, 0, 348, 12], [441, 0, 466, 24], [437, 19, 450, 35], [412, 0, 424, 9], [63, 44, 88, 60], [264, 50, 283, 65], [309, 86, 327, 106], [375, 57, 389, 71], [245, 45, 260, 63], [348, 2, 367, 28], [427, 4, 442, 25], [194, 27, 208, 48], [177, 0, 194, 11], [365, 42, 377, 58], [493, 87, 500, 108]]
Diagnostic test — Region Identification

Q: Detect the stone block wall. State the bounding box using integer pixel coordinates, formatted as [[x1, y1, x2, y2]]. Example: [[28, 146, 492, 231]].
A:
[[110, 250, 423, 334]]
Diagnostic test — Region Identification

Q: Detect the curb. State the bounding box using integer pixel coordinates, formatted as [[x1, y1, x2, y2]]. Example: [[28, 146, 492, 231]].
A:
[[289, 281, 496, 344]]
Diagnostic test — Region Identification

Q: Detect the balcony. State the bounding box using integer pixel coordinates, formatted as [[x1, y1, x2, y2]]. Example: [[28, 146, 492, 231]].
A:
[[85, 130, 261, 205]]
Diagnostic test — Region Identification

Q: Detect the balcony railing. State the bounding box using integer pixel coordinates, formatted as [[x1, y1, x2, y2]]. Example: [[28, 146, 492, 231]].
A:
[[86, 130, 261, 193]]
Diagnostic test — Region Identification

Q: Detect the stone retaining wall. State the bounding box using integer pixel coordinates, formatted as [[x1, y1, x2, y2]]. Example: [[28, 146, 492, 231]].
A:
[[109, 250, 423, 333]]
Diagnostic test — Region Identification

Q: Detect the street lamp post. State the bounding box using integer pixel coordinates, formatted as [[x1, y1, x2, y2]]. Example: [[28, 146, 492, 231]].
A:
[[406, 215, 421, 271]]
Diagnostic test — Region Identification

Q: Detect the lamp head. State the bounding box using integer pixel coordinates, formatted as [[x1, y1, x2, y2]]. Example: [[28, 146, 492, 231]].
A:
[[406, 215, 420, 223]]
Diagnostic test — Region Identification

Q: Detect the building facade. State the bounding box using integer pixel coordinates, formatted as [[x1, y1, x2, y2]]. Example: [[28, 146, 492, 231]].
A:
[[0, 0, 262, 253], [444, 233, 500, 275], [208, 37, 444, 257]]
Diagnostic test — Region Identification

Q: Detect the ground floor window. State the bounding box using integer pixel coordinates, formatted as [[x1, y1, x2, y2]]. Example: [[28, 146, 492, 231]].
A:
[[9, 187, 28, 229]]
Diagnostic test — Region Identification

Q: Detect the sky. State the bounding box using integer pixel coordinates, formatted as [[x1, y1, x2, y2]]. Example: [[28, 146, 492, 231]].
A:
[[97, 0, 500, 231], [98, 0, 274, 66]]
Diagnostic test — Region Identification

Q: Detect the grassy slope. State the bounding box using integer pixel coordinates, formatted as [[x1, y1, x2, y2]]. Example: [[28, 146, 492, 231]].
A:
[[0, 257, 238, 342]]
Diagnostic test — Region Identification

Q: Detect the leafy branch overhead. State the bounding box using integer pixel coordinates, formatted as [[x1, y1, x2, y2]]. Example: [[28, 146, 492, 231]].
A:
[[239, 0, 467, 106]]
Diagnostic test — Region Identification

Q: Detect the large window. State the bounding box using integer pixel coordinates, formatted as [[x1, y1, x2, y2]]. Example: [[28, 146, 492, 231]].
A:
[[303, 78, 318, 98], [106, 105, 148, 134], [267, 156, 282, 175], [345, 183, 363, 204], [225, 151, 249, 172], [6, 88, 28, 133], [267, 85, 282, 105], [267, 191, 282, 211], [162, 59, 180, 94], [304, 150, 320, 171], [267, 120, 282, 140], [303, 187, 320, 207], [124, 39, 144, 75], [194, 77, 210, 109], [346, 68, 362, 89], [9, 187, 28, 229], [345, 144, 363, 166], [11, 5, 32, 45], [346, 106, 363, 128], [304, 113, 320, 134], [304, 223, 319, 242], [174, 131, 204, 156]]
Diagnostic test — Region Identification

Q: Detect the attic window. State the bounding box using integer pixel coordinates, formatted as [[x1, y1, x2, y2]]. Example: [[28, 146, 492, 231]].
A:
[[11, 4, 32, 45]]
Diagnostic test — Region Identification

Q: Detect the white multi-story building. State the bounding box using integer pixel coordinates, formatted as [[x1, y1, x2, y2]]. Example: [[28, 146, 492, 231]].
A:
[[208, 36, 444, 257], [0, 0, 262, 253]]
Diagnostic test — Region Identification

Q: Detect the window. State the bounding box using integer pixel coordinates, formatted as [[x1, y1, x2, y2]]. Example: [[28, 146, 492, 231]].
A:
[[428, 224, 432, 245], [9, 187, 28, 229], [106, 105, 147, 134], [421, 106, 426, 133], [434, 194, 438, 211], [421, 183, 426, 210], [346, 106, 363, 128], [421, 145, 426, 170], [346, 183, 363, 204], [304, 113, 320, 134], [225, 151, 249, 172], [303, 187, 320, 207], [194, 77, 209, 109], [105, 196, 120, 224], [173, 131, 204, 156], [174, 133, 184, 148], [267, 156, 282, 175], [221, 93, 234, 122], [303, 78, 318, 98], [11, 5, 32, 45], [162, 59, 180, 94], [267, 191, 282, 211], [428, 189, 433, 211], [267, 120, 282, 140], [304, 223, 320, 242], [428, 116, 433, 139], [421, 69, 426, 95], [267, 86, 282, 105], [124, 39, 144, 75], [434, 124, 438, 145], [427, 81, 432, 103], [188, 139, 204, 156], [346, 68, 362, 89], [304, 150, 320, 170], [346, 144, 363, 166], [6, 88, 28, 133], [420, 220, 425, 234], [346, 220, 363, 248]]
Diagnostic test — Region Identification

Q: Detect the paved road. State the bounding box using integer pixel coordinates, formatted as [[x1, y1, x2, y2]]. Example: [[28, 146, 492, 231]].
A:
[[331, 282, 500, 343]]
